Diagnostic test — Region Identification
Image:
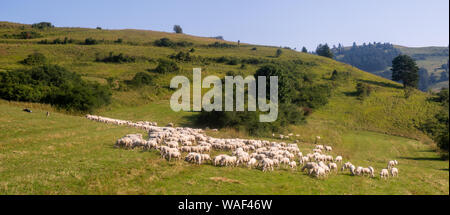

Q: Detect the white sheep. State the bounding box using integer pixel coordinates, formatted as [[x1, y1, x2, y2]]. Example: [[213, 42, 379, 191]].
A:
[[390, 167, 399, 177], [380, 169, 389, 179]]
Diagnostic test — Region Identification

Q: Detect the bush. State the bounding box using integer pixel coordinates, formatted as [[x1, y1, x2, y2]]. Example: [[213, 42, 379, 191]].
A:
[[195, 103, 306, 136], [154, 59, 180, 74], [275, 49, 283, 57], [38, 37, 74, 44], [355, 82, 373, 100], [127, 72, 155, 87], [31, 22, 54, 29], [208, 42, 237, 48], [170, 51, 192, 62], [96, 52, 136, 63], [0, 65, 111, 112], [293, 84, 331, 109], [11, 31, 42, 39], [21, 53, 47, 66], [154, 38, 192, 48], [83, 37, 98, 45]]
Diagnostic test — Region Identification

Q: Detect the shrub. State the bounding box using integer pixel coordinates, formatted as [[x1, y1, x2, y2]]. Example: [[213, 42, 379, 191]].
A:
[[83, 37, 98, 45], [96, 52, 136, 63], [208, 42, 237, 48], [0, 65, 111, 112], [275, 49, 283, 57], [154, 38, 174, 47], [38, 37, 74, 44], [355, 82, 373, 100], [195, 103, 306, 136], [114, 38, 123, 43], [31, 22, 54, 29], [170, 51, 192, 62], [21, 53, 47, 66], [127, 72, 155, 87], [154, 59, 180, 74], [293, 84, 331, 109], [13, 31, 42, 39]]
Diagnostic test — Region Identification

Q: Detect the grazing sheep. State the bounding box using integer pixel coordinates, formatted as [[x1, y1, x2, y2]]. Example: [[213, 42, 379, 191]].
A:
[[335, 156, 342, 163], [301, 162, 318, 172], [390, 167, 399, 177], [349, 165, 356, 176], [355, 166, 363, 176], [387, 160, 398, 169], [325, 146, 332, 151], [328, 162, 338, 172], [368, 166, 375, 178], [247, 158, 257, 167], [380, 169, 389, 179], [289, 161, 297, 169]]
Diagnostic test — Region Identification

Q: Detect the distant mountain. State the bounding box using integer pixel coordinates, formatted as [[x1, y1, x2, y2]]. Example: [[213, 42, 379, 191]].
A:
[[332, 43, 449, 91]]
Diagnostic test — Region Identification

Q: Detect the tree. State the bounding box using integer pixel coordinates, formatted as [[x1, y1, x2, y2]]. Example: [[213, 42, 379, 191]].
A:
[[301, 47, 308, 53], [391, 55, 419, 88], [173, 25, 183, 34], [316, 44, 333, 58]]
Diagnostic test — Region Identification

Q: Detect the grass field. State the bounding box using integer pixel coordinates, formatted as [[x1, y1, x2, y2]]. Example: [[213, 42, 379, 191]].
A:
[[0, 22, 448, 194], [0, 101, 448, 194]]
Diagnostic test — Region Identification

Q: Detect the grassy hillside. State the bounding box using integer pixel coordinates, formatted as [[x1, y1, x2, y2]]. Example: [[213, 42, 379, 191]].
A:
[[0, 22, 448, 194]]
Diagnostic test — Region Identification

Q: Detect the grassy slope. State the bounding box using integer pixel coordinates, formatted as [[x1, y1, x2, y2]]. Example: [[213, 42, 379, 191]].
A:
[[0, 101, 447, 195], [0, 22, 448, 194]]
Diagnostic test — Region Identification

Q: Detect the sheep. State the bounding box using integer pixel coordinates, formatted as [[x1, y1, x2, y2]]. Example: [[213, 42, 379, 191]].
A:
[[348, 165, 356, 176], [247, 158, 257, 167], [362, 167, 372, 177], [328, 162, 338, 172], [100, 115, 402, 180], [368, 166, 375, 178], [260, 158, 274, 172], [341, 162, 353, 171], [387, 160, 398, 169], [380, 169, 389, 179], [301, 162, 318, 173], [390, 167, 399, 177], [289, 161, 297, 169], [355, 166, 363, 176], [312, 166, 327, 178]]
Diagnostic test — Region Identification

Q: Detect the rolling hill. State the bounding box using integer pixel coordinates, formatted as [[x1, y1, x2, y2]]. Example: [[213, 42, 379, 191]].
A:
[[0, 21, 448, 194], [332, 43, 449, 91]]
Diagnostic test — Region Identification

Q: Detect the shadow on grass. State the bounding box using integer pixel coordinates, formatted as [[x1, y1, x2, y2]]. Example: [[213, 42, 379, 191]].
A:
[[441, 168, 449, 171], [398, 156, 444, 161], [343, 91, 360, 97], [179, 114, 201, 128], [357, 79, 403, 89]]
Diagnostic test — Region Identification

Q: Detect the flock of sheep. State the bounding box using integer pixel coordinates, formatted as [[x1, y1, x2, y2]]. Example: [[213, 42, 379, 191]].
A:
[[86, 114, 400, 179]]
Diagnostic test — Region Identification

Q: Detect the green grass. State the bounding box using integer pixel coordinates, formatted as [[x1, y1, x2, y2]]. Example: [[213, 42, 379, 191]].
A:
[[0, 22, 448, 194], [0, 101, 447, 194]]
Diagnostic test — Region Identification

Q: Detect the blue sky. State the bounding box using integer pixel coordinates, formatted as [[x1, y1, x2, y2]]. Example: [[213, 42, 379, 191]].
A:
[[1, 0, 448, 50]]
